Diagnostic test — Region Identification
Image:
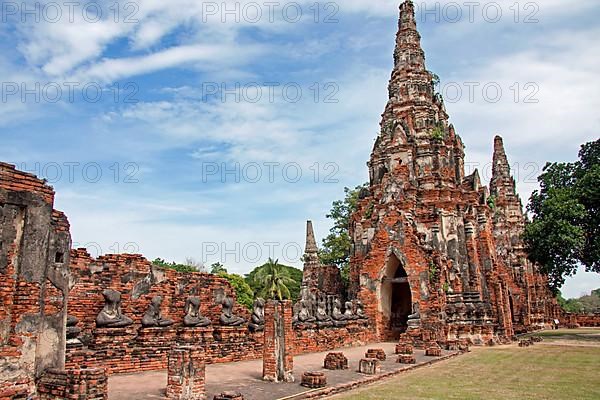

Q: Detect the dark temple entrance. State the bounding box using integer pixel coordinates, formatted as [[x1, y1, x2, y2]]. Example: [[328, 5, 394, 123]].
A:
[[382, 254, 412, 334]]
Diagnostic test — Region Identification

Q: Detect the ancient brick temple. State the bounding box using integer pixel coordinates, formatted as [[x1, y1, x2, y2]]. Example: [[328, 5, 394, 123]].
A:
[[346, 1, 560, 343], [0, 2, 567, 399]]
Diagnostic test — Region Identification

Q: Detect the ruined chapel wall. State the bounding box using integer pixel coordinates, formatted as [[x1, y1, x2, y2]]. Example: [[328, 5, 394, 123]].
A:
[[574, 314, 600, 327], [66, 250, 263, 374], [0, 163, 71, 399]]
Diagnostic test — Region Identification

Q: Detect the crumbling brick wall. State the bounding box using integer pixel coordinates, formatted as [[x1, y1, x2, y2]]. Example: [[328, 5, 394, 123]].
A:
[[66, 251, 263, 374], [574, 314, 600, 327], [0, 162, 71, 399], [293, 323, 375, 355], [37, 368, 107, 400]]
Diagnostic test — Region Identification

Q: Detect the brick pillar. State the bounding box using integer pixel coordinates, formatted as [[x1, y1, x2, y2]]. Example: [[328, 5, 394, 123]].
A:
[[262, 300, 294, 382], [167, 346, 206, 400], [37, 368, 108, 400]]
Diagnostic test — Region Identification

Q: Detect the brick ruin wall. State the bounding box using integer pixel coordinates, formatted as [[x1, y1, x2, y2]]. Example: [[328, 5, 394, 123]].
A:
[[574, 314, 600, 327], [0, 162, 72, 399], [37, 368, 107, 400], [292, 322, 375, 355], [0, 159, 379, 398], [66, 250, 372, 375], [66, 250, 263, 374]]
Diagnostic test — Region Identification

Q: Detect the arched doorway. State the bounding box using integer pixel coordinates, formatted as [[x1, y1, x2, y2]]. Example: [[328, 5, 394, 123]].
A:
[[380, 254, 412, 334]]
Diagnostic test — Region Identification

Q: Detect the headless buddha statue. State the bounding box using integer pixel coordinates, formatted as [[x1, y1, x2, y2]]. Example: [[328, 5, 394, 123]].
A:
[[183, 296, 212, 327], [142, 296, 174, 327], [96, 289, 134, 328], [219, 295, 246, 326]]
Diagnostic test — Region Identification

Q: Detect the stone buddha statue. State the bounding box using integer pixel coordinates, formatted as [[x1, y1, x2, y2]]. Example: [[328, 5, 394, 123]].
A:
[[407, 301, 420, 328], [183, 296, 211, 327], [343, 300, 358, 320], [294, 299, 316, 323], [96, 289, 134, 328], [331, 297, 347, 321], [354, 299, 367, 320], [248, 298, 265, 332], [316, 296, 333, 328], [142, 296, 174, 327], [219, 295, 246, 326]]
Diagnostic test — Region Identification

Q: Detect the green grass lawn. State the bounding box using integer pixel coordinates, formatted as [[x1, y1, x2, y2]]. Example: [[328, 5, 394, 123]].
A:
[[523, 328, 600, 343], [334, 329, 600, 400]]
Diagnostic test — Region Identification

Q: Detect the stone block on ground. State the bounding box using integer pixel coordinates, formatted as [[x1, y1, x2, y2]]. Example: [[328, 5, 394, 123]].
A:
[[213, 392, 244, 400], [395, 343, 414, 355], [425, 342, 442, 357], [445, 340, 460, 351], [301, 372, 327, 388], [397, 354, 416, 364], [324, 352, 348, 370], [365, 348, 387, 361], [358, 358, 380, 375]]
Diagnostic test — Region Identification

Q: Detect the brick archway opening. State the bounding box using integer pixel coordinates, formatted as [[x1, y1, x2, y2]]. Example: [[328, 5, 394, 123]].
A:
[[380, 254, 412, 337]]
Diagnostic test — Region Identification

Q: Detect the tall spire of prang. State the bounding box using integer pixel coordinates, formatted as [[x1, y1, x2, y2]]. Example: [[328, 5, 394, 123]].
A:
[[490, 135, 516, 199], [394, 1, 426, 72], [304, 220, 318, 258]]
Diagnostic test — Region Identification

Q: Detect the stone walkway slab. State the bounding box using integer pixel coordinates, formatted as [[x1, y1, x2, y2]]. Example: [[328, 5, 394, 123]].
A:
[[108, 343, 459, 400]]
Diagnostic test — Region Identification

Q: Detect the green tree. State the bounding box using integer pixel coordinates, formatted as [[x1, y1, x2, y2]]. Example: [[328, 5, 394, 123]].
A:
[[319, 184, 368, 283], [151, 258, 201, 273], [578, 289, 600, 313], [523, 139, 600, 291], [556, 289, 600, 314], [210, 262, 228, 274], [246, 263, 302, 301], [217, 272, 254, 310], [556, 291, 584, 313], [253, 258, 294, 301]]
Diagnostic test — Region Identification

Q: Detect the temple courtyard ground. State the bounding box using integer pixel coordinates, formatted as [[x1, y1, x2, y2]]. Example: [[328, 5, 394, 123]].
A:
[[335, 329, 600, 400], [108, 329, 600, 400]]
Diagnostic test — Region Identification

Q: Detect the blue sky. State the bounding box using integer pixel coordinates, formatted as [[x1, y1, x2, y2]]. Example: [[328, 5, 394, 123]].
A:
[[1, 0, 599, 298]]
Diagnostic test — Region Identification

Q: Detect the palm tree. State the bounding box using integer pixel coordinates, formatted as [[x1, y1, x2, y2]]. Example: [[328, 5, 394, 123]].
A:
[[256, 258, 295, 301]]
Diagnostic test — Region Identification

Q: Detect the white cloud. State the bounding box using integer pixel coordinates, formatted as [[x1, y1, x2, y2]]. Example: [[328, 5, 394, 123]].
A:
[[70, 43, 266, 83]]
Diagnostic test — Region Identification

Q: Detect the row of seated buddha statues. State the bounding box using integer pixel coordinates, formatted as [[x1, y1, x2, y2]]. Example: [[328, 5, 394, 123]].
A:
[[94, 289, 266, 331], [293, 287, 368, 329]]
